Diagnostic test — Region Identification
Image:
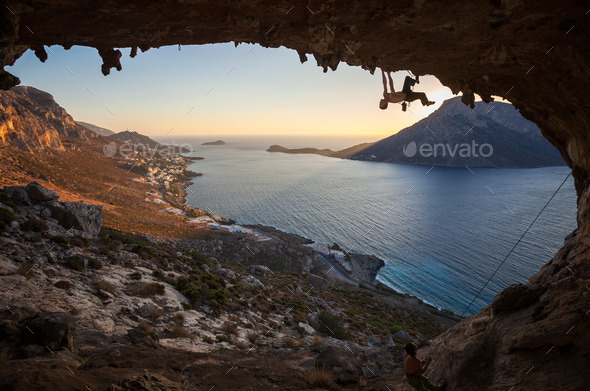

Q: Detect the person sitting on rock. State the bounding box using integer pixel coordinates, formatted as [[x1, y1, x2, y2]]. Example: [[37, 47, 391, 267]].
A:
[[379, 69, 435, 111], [404, 342, 446, 391]]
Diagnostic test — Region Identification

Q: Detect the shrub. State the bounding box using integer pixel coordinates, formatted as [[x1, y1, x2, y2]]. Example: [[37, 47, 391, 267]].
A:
[[282, 336, 305, 348], [65, 256, 84, 272], [96, 279, 116, 293], [20, 219, 48, 232], [88, 258, 103, 269], [138, 319, 159, 341], [246, 332, 259, 344], [54, 280, 72, 290], [0, 208, 16, 231], [318, 311, 349, 340], [220, 321, 238, 335], [130, 271, 142, 280], [149, 307, 165, 320], [50, 235, 70, 249], [70, 235, 90, 247], [190, 251, 208, 264], [171, 315, 193, 339], [128, 282, 165, 296], [306, 367, 335, 387], [203, 336, 214, 344], [176, 276, 201, 306], [215, 334, 232, 344], [311, 336, 323, 347], [0, 191, 17, 209]]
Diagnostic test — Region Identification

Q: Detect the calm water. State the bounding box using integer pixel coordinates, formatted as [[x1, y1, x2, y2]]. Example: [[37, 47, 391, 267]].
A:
[[179, 137, 577, 315]]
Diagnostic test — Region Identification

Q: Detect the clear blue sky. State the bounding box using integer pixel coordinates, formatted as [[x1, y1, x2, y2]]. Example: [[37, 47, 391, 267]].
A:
[[7, 43, 457, 139]]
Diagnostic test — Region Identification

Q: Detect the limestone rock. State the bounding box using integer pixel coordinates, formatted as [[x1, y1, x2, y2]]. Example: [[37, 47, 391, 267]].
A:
[[298, 322, 316, 335], [251, 264, 271, 276], [26, 181, 59, 202], [315, 346, 362, 385], [46, 201, 103, 238]]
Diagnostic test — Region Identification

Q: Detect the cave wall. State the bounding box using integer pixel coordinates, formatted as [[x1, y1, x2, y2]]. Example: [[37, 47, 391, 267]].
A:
[[1, 1, 589, 389]]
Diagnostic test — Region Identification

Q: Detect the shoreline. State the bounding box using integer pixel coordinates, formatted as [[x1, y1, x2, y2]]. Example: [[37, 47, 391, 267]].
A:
[[176, 158, 460, 317]]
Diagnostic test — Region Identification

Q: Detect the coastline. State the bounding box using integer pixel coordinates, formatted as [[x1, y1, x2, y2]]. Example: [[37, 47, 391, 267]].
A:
[[173, 158, 460, 317]]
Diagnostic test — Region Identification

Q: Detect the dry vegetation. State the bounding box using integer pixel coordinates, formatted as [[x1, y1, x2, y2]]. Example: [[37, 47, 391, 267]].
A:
[[306, 367, 336, 388], [171, 314, 193, 339], [95, 279, 116, 293]]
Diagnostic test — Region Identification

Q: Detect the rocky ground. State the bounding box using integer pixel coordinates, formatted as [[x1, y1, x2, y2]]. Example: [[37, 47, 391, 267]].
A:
[[0, 182, 459, 390]]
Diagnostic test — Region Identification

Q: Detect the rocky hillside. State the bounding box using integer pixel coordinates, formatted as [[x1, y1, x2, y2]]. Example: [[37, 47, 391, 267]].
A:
[[0, 182, 458, 390], [109, 130, 160, 149], [351, 98, 565, 167], [76, 121, 115, 137], [0, 86, 96, 151]]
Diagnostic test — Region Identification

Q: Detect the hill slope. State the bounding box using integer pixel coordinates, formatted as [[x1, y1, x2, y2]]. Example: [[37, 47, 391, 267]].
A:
[[0, 86, 96, 151], [76, 121, 116, 136], [108, 130, 160, 148], [352, 97, 565, 167]]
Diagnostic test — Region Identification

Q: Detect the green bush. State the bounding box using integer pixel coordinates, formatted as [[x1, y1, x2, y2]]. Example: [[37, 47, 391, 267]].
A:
[[190, 251, 208, 264], [0, 208, 16, 231], [128, 282, 165, 296], [70, 235, 90, 247], [215, 334, 232, 344], [176, 276, 202, 305], [65, 256, 85, 272], [88, 258, 103, 269], [130, 271, 142, 280], [0, 191, 17, 209], [318, 311, 349, 340], [50, 235, 70, 249]]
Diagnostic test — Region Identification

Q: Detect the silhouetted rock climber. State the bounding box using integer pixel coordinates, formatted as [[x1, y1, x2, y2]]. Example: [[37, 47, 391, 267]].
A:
[[379, 70, 435, 111], [404, 342, 446, 391]]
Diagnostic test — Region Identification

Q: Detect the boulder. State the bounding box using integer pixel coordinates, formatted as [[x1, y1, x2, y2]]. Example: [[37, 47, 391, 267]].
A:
[[306, 313, 322, 332], [244, 274, 264, 288], [26, 181, 59, 202], [365, 336, 381, 348], [251, 264, 271, 276], [4, 185, 31, 205], [138, 302, 163, 318], [298, 322, 316, 335], [315, 346, 362, 385], [46, 201, 103, 237], [394, 330, 410, 340], [22, 312, 75, 352]]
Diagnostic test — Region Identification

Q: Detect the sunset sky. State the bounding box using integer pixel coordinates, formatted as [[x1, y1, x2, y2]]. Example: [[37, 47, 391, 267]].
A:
[[8, 43, 458, 141]]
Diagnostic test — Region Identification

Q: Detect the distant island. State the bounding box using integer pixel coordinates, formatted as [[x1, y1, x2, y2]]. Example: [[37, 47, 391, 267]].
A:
[[202, 140, 226, 145], [267, 97, 565, 168], [266, 142, 374, 158]]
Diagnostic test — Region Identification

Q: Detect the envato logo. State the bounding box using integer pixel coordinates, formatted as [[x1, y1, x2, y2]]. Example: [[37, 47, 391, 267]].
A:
[[103, 140, 195, 158], [402, 141, 493, 158]]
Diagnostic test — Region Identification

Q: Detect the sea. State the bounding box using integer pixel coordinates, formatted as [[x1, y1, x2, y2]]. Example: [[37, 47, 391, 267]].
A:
[[162, 136, 578, 316]]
